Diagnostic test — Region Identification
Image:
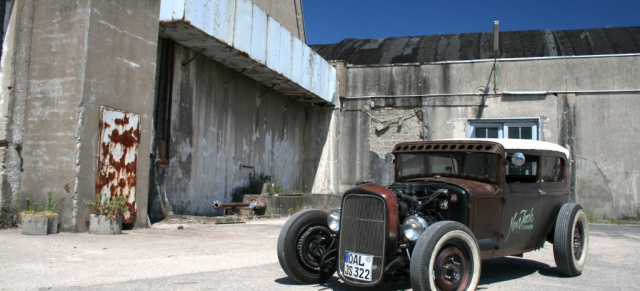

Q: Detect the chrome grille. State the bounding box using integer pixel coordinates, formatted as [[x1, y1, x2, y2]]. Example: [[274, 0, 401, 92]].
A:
[[339, 194, 387, 285]]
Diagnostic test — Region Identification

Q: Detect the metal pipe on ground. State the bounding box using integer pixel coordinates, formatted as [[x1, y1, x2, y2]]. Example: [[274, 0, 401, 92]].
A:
[[212, 199, 268, 216]]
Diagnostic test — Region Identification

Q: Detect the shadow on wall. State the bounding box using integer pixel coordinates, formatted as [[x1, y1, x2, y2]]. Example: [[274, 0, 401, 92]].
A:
[[575, 157, 615, 219], [370, 151, 395, 186]]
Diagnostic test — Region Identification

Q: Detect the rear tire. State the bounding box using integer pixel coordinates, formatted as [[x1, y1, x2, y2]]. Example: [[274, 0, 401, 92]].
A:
[[410, 221, 481, 291], [277, 209, 336, 284], [553, 203, 589, 276]]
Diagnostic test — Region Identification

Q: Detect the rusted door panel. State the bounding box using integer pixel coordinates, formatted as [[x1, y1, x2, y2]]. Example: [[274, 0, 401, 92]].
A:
[[96, 107, 141, 224]]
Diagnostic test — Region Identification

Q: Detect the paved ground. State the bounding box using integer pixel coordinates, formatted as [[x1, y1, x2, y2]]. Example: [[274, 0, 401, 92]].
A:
[[0, 218, 639, 290]]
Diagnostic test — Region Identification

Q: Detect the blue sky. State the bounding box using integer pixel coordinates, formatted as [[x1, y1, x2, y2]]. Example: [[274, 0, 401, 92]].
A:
[[301, 0, 640, 45]]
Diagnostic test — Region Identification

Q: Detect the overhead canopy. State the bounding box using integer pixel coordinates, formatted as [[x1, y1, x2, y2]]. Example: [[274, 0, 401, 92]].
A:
[[159, 0, 336, 106]]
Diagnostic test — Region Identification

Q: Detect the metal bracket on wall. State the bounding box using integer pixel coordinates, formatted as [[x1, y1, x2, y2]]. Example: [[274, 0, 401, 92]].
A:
[[224, 68, 246, 86], [182, 49, 205, 66], [283, 98, 299, 111], [258, 84, 276, 98]]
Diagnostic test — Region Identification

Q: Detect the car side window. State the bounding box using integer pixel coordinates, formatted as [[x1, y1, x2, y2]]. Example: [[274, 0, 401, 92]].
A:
[[541, 156, 564, 182], [506, 154, 538, 183]]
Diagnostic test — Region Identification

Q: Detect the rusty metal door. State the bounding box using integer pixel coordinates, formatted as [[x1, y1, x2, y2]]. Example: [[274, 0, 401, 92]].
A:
[[96, 107, 141, 225]]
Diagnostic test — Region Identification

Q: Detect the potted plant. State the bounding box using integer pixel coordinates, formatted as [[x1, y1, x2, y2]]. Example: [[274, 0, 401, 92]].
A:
[[85, 193, 127, 235], [20, 193, 59, 235]]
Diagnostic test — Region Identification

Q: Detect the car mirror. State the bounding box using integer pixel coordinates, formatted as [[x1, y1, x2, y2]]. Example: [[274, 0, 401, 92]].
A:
[[511, 152, 526, 167]]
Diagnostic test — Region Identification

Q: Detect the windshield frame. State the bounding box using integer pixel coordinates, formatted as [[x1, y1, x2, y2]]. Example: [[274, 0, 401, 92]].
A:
[[394, 151, 501, 184]]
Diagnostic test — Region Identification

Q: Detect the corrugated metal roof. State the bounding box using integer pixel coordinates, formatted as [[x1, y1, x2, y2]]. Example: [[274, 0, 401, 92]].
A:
[[310, 27, 640, 65]]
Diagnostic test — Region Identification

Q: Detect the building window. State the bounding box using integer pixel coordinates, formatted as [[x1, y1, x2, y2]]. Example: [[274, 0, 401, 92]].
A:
[[468, 119, 538, 140]]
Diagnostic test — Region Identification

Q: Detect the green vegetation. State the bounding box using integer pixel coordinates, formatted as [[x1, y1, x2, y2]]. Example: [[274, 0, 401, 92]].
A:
[[231, 172, 311, 201], [22, 193, 57, 217], [586, 209, 640, 225], [45, 193, 57, 213], [290, 185, 311, 194], [266, 177, 286, 194], [24, 198, 38, 214], [85, 194, 128, 220]]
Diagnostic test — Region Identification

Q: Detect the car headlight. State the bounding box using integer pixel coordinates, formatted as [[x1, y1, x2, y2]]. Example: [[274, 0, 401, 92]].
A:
[[403, 215, 428, 242], [327, 209, 341, 232]]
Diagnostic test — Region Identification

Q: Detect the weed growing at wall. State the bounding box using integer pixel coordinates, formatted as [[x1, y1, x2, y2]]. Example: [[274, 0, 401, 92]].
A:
[[266, 178, 286, 194], [586, 209, 640, 225], [85, 194, 127, 220], [22, 193, 57, 216]]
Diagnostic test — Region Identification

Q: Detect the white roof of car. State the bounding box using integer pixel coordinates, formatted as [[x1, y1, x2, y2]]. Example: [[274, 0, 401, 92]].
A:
[[461, 138, 570, 158]]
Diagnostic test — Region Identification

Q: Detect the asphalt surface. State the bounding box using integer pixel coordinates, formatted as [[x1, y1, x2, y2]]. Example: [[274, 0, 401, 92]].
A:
[[1, 218, 639, 290]]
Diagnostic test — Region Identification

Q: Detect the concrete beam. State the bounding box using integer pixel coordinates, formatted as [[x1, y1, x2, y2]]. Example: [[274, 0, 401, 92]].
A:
[[159, 0, 336, 106]]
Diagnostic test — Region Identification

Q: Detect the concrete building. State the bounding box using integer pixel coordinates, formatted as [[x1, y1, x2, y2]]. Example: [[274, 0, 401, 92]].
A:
[[0, 0, 336, 231], [0, 0, 637, 232], [0, 0, 162, 231], [312, 27, 640, 219]]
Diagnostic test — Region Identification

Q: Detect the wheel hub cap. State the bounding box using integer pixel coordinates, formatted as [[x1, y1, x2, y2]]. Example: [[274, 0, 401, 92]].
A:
[[443, 257, 461, 281], [573, 222, 584, 260], [434, 245, 470, 291]]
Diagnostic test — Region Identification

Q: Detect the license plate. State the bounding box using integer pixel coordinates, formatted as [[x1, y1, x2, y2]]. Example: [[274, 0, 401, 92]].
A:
[[343, 251, 373, 282]]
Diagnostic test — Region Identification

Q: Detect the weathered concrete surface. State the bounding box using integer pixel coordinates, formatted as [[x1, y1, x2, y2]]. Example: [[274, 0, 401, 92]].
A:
[[150, 43, 332, 218], [0, 222, 638, 290], [334, 55, 640, 218], [0, 0, 14, 217], [88, 214, 122, 235], [19, 214, 48, 235], [159, 0, 336, 105], [19, 0, 94, 232], [0, 0, 35, 226], [573, 93, 640, 218], [2, 1, 160, 231], [252, 0, 305, 42]]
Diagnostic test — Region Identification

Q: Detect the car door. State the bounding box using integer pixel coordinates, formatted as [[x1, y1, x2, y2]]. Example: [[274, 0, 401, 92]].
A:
[[535, 154, 570, 244], [495, 153, 542, 257]]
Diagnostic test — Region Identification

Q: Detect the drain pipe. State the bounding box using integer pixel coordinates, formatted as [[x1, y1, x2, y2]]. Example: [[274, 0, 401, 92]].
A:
[[493, 20, 500, 94]]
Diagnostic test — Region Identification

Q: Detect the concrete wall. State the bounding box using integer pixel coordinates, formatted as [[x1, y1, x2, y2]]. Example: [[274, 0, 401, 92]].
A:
[[0, 0, 30, 226], [76, 0, 159, 230], [20, 0, 93, 231], [150, 43, 331, 219], [0, 1, 159, 231], [337, 55, 640, 218], [251, 0, 305, 42]]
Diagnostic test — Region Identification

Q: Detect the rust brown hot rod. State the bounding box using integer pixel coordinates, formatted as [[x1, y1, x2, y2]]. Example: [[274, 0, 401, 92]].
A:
[[277, 139, 588, 291]]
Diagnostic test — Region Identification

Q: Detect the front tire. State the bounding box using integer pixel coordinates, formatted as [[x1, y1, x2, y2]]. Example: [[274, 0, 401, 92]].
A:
[[410, 221, 481, 291], [277, 209, 336, 284], [553, 203, 589, 276]]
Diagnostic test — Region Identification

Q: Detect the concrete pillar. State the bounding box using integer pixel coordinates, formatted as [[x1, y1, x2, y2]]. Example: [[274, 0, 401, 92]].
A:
[[0, 0, 159, 231]]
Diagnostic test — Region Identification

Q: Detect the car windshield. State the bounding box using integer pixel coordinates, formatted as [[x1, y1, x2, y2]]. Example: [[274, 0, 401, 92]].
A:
[[395, 152, 499, 181]]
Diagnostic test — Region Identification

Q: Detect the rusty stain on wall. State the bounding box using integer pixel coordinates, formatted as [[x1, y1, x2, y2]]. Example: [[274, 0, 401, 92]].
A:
[[96, 107, 141, 224]]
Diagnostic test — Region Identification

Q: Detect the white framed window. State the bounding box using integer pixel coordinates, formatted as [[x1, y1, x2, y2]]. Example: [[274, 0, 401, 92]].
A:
[[468, 118, 539, 140]]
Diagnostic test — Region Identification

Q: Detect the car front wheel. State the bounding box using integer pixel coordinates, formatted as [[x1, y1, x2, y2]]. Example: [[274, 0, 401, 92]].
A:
[[410, 221, 481, 291], [277, 209, 337, 284]]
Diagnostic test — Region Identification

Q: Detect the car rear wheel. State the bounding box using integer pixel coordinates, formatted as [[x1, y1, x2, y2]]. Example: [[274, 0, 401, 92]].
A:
[[410, 221, 481, 291], [277, 209, 336, 284], [553, 203, 589, 276]]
